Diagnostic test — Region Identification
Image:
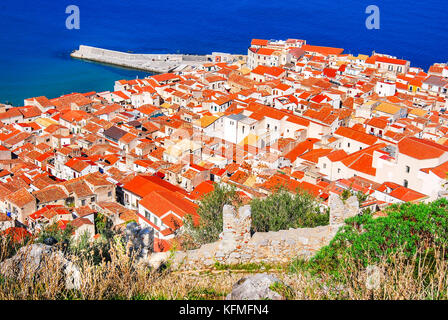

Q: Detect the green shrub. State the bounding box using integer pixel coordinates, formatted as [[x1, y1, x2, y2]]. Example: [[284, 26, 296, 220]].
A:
[[251, 187, 328, 232], [294, 199, 448, 277], [184, 185, 328, 248], [183, 184, 241, 248], [36, 223, 75, 247]]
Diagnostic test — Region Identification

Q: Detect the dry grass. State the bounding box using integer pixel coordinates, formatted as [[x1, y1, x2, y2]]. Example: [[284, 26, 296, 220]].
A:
[[290, 247, 448, 300], [0, 237, 447, 300]]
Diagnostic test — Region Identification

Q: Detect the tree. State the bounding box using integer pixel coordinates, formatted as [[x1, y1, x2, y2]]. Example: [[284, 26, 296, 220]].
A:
[[183, 184, 241, 248], [250, 187, 328, 232], [37, 223, 74, 246], [183, 185, 329, 248], [95, 212, 114, 239], [70, 214, 122, 265]]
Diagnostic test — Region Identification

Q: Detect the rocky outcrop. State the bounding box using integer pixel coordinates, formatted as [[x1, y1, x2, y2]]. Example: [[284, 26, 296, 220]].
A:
[[0, 244, 81, 290], [226, 274, 286, 300], [125, 222, 154, 260]]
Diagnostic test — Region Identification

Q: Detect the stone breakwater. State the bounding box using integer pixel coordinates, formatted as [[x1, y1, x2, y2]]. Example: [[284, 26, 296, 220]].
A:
[[148, 194, 360, 270], [71, 45, 210, 73]]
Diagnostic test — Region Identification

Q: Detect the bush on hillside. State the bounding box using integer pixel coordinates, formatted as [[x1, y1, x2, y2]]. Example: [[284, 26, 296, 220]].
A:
[[36, 223, 75, 249], [35, 216, 123, 265], [0, 230, 32, 262], [183, 184, 241, 249], [293, 199, 448, 277], [183, 185, 328, 248], [250, 187, 328, 232]]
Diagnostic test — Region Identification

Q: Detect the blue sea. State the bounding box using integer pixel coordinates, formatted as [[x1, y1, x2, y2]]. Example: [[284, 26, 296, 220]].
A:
[[1, 0, 447, 106]]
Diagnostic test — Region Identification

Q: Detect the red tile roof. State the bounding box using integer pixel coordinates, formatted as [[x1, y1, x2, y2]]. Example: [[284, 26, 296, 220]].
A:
[[375, 56, 408, 66], [421, 160, 448, 179], [341, 143, 387, 176], [139, 190, 198, 221], [284, 138, 319, 162], [334, 126, 378, 145], [299, 148, 333, 163], [188, 181, 215, 201], [302, 44, 344, 56], [398, 137, 448, 160], [123, 175, 186, 198], [251, 39, 269, 46]]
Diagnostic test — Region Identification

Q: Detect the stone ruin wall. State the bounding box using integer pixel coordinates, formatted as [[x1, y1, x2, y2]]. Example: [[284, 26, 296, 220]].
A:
[[148, 194, 359, 270]]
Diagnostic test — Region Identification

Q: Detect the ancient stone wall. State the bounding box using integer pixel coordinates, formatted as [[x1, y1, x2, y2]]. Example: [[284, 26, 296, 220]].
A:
[[328, 193, 359, 226], [147, 194, 359, 270]]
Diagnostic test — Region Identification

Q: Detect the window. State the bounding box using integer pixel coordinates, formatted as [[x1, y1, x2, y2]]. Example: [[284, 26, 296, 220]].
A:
[[108, 191, 112, 197], [337, 168, 341, 173], [404, 180, 409, 188], [91, 197, 95, 203], [347, 142, 351, 148], [405, 166, 410, 173], [145, 210, 150, 219], [81, 199, 86, 206], [323, 163, 327, 169]]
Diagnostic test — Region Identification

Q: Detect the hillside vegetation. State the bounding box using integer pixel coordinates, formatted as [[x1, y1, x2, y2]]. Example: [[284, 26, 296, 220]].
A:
[[0, 196, 447, 300], [182, 185, 329, 249]]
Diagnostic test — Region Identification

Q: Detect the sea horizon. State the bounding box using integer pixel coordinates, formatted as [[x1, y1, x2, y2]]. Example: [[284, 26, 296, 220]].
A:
[[1, 0, 448, 106]]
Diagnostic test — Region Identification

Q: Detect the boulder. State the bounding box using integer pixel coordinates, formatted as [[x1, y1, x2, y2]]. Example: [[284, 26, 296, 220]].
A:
[[125, 222, 154, 259], [0, 243, 81, 290], [226, 273, 287, 300], [145, 251, 171, 270], [43, 237, 58, 246]]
